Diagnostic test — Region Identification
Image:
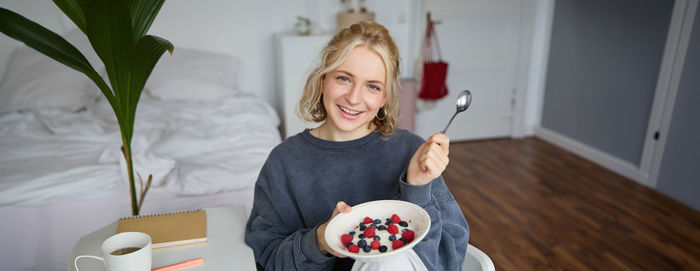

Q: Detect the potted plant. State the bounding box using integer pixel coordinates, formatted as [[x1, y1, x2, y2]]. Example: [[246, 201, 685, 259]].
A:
[[0, 0, 174, 215]]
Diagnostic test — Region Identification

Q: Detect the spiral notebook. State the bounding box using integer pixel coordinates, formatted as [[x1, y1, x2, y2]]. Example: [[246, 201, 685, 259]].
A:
[[116, 209, 207, 249]]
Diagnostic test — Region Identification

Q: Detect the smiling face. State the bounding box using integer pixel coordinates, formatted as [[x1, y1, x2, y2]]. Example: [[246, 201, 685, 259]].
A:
[[318, 46, 387, 141]]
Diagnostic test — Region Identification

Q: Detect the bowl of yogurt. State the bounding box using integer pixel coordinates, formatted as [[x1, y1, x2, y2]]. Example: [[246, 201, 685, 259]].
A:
[[325, 200, 431, 262]]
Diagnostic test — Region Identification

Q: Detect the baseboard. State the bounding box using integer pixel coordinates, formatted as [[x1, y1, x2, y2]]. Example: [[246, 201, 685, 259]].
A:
[[534, 127, 650, 186], [523, 125, 536, 137]]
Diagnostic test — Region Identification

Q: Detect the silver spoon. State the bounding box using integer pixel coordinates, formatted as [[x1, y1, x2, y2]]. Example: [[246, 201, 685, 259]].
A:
[[442, 90, 472, 134]]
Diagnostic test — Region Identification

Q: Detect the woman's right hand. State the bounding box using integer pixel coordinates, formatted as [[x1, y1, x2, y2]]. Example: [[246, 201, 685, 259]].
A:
[[407, 132, 450, 186], [316, 201, 352, 257]]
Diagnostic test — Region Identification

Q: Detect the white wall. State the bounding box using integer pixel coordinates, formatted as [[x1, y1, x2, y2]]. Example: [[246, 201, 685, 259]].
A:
[[522, 0, 555, 135], [148, 0, 306, 111], [0, 0, 418, 119], [1, 0, 549, 138], [305, 0, 417, 78], [0, 1, 69, 83]]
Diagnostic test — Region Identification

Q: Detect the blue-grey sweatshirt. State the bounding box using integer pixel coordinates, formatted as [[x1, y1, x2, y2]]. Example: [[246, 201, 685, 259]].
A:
[[244, 129, 469, 270]]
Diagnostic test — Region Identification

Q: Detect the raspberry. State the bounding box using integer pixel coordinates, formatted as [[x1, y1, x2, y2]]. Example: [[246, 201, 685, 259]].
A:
[[348, 244, 360, 253], [387, 224, 399, 235], [364, 225, 376, 238], [341, 234, 353, 247], [345, 214, 415, 254], [391, 214, 401, 224], [392, 239, 404, 249], [401, 230, 415, 243]]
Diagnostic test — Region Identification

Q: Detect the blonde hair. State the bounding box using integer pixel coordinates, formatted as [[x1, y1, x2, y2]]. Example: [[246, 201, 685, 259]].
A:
[[297, 21, 401, 138]]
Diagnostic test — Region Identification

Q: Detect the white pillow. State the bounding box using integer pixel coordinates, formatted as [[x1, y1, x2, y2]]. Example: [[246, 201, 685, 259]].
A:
[[0, 45, 99, 114], [145, 48, 239, 101]]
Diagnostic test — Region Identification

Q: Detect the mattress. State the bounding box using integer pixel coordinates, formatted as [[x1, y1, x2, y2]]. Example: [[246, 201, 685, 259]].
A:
[[0, 93, 280, 205]]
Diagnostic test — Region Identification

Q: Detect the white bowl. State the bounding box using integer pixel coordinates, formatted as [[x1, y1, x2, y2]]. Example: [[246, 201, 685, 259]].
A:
[[324, 200, 430, 262]]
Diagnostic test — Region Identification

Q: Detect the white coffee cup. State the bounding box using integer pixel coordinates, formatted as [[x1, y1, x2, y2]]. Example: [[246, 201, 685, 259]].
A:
[[74, 232, 152, 271]]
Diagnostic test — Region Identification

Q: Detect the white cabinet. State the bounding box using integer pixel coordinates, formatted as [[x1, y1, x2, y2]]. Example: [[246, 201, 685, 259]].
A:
[[276, 34, 332, 138]]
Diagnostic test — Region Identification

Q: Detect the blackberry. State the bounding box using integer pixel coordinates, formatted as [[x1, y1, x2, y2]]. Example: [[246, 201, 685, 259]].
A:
[[379, 245, 388, 252], [389, 235, 396, 241], [399, 221, 408, 227], [378, 225, 386, 231]]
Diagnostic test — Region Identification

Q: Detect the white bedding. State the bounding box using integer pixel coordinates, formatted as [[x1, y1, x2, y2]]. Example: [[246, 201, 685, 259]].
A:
[[0, 92, 280, 205], [0, 92, 281, 271], [0, 15, 282, 268]]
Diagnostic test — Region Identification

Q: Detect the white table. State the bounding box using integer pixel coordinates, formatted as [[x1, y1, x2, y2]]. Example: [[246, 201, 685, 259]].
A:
[[68, 206, 256, 271]]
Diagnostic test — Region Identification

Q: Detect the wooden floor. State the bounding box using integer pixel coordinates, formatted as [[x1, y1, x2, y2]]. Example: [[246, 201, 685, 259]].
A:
[[445, 137, 700, 271]]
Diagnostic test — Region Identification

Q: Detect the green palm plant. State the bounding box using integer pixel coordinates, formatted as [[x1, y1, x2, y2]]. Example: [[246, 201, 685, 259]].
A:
[[0, 0, 174, 215]]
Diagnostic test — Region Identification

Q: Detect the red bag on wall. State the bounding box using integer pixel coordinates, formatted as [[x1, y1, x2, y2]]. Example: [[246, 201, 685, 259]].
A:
[[418, 20, 449, 100]]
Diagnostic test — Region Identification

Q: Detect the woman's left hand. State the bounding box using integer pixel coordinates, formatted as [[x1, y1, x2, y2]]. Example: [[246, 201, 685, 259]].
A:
[[316, 201, 352, 257], [407, 132, 450, 186]]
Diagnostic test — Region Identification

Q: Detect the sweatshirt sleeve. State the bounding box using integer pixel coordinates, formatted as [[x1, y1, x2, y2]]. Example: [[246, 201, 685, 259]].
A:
[[245, 159, 335, 270], [399, 173, 470, 270]]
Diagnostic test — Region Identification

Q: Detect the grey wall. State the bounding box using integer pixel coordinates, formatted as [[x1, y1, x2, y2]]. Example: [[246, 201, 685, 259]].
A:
[[541, 0, 674, 166], [656, 3, 700, 211]]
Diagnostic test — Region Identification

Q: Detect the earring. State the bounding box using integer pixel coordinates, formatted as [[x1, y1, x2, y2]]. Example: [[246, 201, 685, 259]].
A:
[[376, 108, 387, 121]]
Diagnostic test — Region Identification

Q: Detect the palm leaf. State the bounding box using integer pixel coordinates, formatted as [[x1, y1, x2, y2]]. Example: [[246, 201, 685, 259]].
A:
[[122, 35, 173, 139], [0, 8, 113, 104], [127, 0, 166, 43], [52, 0, 87, 34], [1, 0, 173, 216], [81, 0, 135, 140]]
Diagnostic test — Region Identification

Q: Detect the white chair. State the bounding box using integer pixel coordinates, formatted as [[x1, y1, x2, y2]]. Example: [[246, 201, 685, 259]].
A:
[[463, 244, 495, 271]]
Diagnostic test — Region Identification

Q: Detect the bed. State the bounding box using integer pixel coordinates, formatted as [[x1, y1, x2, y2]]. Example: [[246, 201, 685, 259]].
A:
[[0, 26, 281, 271]]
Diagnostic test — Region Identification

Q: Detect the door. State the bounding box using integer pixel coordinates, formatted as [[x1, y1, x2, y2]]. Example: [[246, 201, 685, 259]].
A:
[[415, 0, 522, 141]]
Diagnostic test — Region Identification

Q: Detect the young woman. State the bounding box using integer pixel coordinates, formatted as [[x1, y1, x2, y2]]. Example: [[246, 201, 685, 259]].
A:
[[245, 21, 469, 270]]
